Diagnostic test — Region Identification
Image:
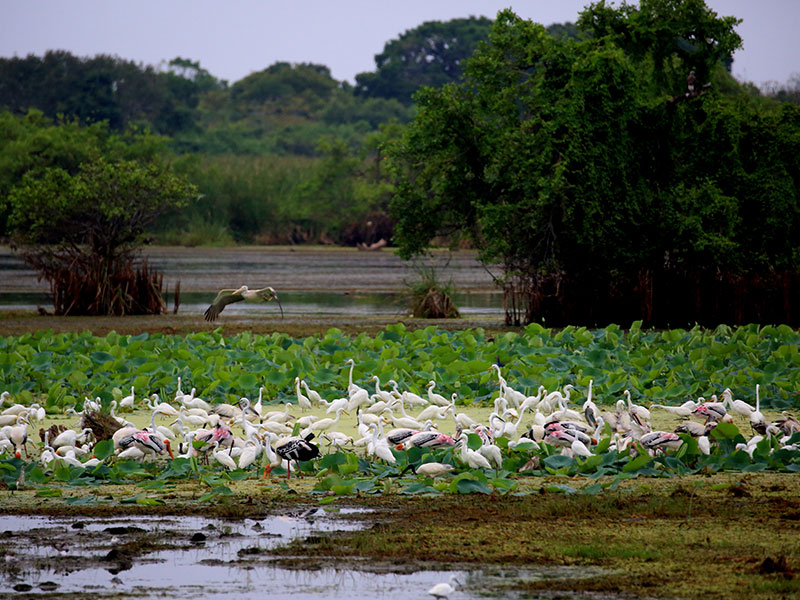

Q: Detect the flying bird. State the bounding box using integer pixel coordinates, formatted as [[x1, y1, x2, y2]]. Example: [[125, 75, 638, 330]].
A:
[[204, 285, 283, 321]]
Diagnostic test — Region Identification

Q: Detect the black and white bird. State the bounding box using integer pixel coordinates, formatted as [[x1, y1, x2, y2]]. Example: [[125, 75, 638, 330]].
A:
[[275, 433, 320, 479], [204, 285, 283, 321]]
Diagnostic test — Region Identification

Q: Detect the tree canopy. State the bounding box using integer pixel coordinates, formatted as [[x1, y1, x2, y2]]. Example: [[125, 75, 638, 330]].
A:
[[388, 1, 799, 326]]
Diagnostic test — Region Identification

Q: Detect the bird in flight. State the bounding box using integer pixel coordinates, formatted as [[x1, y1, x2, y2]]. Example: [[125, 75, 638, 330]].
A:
[[204, 285, 284, 321]]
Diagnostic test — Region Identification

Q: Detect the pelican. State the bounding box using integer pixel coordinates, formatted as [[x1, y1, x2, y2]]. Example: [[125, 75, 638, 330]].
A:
[[204, 285, 283, 321]]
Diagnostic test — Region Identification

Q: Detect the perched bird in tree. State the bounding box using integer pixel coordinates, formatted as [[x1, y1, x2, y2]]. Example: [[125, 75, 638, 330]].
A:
[[687, 70, 696, 92], [204, 285, 283, 321]]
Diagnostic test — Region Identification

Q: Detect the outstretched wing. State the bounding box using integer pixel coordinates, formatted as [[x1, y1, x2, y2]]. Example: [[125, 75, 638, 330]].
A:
[[254, 286, 284, 318], [204, 288, 244, 321]]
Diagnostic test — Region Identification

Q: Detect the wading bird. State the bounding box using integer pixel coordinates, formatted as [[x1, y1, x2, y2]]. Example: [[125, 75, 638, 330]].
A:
[[429, 574, 460, 599], [204, 285, 283, 321], [275, 433, 320, 479]]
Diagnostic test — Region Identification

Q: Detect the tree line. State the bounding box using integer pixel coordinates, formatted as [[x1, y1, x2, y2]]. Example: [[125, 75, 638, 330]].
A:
[[1, 1, 798, 324]]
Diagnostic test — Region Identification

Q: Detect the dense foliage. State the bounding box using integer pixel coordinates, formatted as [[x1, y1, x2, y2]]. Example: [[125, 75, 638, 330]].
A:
[[1, 323, 799, 497], [2, 323, 798, 410], [388, 1, 800, 326]]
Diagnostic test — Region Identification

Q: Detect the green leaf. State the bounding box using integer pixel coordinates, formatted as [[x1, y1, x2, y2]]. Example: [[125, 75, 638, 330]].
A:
[[622, 453, 653, 473], [543, 454, 577, 471], [710, 421, 741, 440], [237, 373, 258, 390], [90, 351, 115, 364], [93, 439, 114, 460], [455, 478, 492, 494]]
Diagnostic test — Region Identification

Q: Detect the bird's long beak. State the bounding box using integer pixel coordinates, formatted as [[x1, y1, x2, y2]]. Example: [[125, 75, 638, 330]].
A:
[[165, 439, 174, 459], [274, 294, 284, 318]]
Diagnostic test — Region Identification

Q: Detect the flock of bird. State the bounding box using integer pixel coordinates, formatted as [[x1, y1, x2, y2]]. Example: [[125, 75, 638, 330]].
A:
[[1, 360, 799, 482]]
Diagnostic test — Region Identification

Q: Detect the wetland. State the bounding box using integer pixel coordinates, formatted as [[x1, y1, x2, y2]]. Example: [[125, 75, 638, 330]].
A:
[[1, 245, 798, 599]]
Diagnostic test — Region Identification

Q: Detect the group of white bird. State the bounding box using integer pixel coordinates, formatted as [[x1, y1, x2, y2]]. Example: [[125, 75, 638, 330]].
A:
[[2, 360, 799, 479]]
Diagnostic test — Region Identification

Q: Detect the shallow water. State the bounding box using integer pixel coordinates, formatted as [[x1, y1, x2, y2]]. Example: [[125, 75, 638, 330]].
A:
[[0, 246, 504, 317], [0, 513, 611, 599]]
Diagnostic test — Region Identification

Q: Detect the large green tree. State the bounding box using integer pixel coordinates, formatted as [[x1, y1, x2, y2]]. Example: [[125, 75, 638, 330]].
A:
[[389, 2, 799, 326]]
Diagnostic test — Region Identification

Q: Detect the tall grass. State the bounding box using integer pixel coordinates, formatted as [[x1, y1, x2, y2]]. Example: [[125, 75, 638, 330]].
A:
[[167, 154, 317, 244]]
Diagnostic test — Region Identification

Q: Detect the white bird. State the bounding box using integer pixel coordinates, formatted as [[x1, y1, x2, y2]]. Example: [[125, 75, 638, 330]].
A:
[[182, 389, 212, 412], [263, 402, 294, 423], [416, 403, 452, 422], [237, 439, 262, 470], [300, 380, 325, 406], [204, 285, 283, 321], [52, 427, 93, 449], [385, 408, 424, 430], [750, 384, 767, 434], [415, 462, 455, 478], [147, 394, 179, 417], [9, 417, 30, 458], [458, 436, 492, 470], [721, 388, 755, 419], [367, 424, 396, 464], [212, 440, 238, 470], [309, 407, 347, 434], [370, 376, 396, 404], [321, 431, 353, 448], [401, 390, 428, 407], [429, 574, 460, 600], [119, 386, 135, 410], [347, 387, 371, 412], [344, 358, 368, 398], [452, 409, 477, 430], [651, 400, 697, 417], [325, 397, 349, 415], [478, 441, 503, 470], [426, 381, 451, 407], [294, 377, 313, 410], [582, 380, 599, 428], [2, 402, 29, 416]]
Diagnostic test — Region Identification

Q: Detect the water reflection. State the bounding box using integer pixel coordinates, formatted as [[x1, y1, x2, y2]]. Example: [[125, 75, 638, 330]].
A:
[[0, 513, 606, 599]]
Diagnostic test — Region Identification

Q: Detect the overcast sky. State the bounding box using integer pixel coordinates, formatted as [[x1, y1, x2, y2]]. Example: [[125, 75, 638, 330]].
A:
[[2, 1, 798, 89]]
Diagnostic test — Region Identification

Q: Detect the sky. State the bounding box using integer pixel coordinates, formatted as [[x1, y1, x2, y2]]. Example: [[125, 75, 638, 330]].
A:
[[1, 1, 798, 89]]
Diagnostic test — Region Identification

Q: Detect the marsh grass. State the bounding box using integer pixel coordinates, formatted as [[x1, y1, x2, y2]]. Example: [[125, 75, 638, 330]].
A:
[[405, 260, 460, 319]]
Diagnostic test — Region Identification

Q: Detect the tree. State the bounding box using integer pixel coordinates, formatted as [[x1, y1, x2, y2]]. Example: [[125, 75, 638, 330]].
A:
[[388, 3, 800, 327], [355, 17, 494, 104], [7, 158, 196, 315], [0, 109, 171, 239]]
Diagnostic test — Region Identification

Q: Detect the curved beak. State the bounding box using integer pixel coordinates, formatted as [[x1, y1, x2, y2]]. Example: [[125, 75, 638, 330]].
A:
[[274, 293, 284, 318], [165, 439, 174, 459]]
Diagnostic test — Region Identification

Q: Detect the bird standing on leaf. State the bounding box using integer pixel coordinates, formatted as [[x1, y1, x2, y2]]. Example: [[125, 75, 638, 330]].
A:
[[204, 285, 283, 321]]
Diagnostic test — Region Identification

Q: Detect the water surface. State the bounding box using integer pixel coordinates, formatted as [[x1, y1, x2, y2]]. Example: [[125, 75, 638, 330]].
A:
[[0, 513, 609, 599]]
